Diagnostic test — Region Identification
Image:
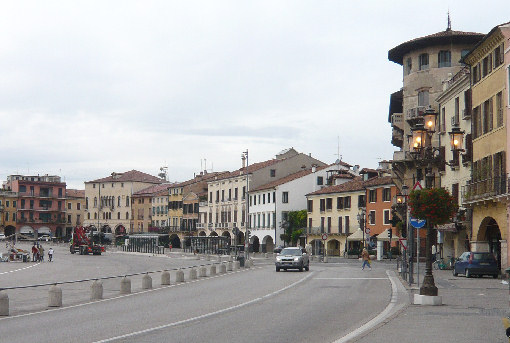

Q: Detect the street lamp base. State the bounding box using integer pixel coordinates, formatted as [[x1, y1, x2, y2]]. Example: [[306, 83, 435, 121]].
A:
[[413, 294, 442, 306], [420, 275, 438, 296]]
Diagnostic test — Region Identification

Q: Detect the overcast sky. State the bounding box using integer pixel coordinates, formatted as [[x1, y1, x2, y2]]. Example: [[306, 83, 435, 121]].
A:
[[0, 1, 508, 189]]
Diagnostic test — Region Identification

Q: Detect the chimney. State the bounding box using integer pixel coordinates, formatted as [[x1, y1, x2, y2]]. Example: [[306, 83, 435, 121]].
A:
[[312, 164, 316, 173]]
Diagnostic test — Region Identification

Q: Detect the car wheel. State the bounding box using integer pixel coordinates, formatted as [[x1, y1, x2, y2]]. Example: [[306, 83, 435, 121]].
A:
[[299, 264, 303, 272], [305, 263, 309, 271], [276, 267, 280, 272], [453, 268, 458, 277], [465, 269, 471, 278]]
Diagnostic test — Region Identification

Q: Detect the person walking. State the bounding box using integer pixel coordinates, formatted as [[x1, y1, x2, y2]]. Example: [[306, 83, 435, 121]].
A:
[[32, 244, 38, 262], [39, 245, 44, 262], [361, 248, 371, 270], [48, 248, 54, 262]]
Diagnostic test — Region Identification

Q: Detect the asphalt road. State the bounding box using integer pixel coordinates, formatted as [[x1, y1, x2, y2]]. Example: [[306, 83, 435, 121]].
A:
[[0, 244, 398, 343]]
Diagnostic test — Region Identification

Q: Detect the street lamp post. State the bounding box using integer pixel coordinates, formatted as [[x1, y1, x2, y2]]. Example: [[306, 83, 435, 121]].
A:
[[243, 150, 249, 260], [408, 108, 464, 297], [357, 208, 366, 252]]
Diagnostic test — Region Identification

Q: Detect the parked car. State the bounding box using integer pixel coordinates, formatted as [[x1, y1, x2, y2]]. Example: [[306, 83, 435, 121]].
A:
[[0, 233, 5, 240], [275, 247, 309, 272], [273, 245, 284, 254], [453, 252, 499, 278]]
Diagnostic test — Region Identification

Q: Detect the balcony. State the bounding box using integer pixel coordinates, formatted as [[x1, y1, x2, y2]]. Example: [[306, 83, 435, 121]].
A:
[[391, 113, 404, 130], [462, 176, 508, 205], [406, 106, 427, 122]]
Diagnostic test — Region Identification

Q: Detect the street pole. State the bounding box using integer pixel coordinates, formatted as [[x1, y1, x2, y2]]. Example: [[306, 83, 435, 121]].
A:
[[244, 150, 249, 261]]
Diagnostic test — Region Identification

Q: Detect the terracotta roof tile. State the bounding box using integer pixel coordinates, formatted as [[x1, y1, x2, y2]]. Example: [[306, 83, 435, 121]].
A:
[[133, 183, 174, 196], [87, 170, 164, 184], [250, 167, 326, 192], [66, 189, 85, 198], [307, 177, 365, 196]]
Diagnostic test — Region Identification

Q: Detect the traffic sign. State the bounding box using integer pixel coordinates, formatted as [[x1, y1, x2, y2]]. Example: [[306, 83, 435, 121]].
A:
[[413, 181, 423, 190], [321, 233, 328, 241], [410, 218, 426, 229]]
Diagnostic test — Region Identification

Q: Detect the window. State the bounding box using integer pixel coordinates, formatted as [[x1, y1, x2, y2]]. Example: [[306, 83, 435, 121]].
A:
[[383, 210, 391, 225], [472, 63, 481, 84], [234, 188, 238, 200], [440, 107, 446, 132], [308, 218, 312, 228], [68, 203, 72, 210], [126, 196, 129, 207], [337, 197, 343, 210], [320, 217, 325, 232], [418, 53, 429, 70], [273, 192, 276, 203], [126, 212, 129, 219], [438, 50, 451, 68], [209, 192, 212, 202], [221, 190, 225, 202], [93, 184, 96, 189], [117, 212, 121, 220], [118, 196, 121, 207], [369, 189, 377, 203], [343, 196, 351, 209], [320, 198, 325, 212], [326, 198, 332, 211], [496, 92, 503, 128], [482, 99, 493, 134], [482, 54, 492, 77], [338, 216, 343, 233], [307, 199, 313, 212], [382, 188, 391, 202], [270, 169, 276, 177], [67, 214, 72, 223], [358, 194, 365, 208], [418, 90, 429, 107], [327, 217, 331, 233], [262, 194, 265, 204], [77, 203, 81, 210], [461, 49, 470, 60], [282, 192, 289, 203], [369, 210, 376, 225], [317, 176, 323, 185], [267, 192, 270, 203], [345, 216, 349, 234], [405, 57, 412, 75], [494, 44, 503, 68], [228, 189, 232, 201]]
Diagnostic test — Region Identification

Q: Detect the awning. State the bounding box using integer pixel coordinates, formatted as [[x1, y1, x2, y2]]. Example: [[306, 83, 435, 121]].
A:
[[20, 226, 34, 234], [376, 228, 400, 241], [347, 228, 365, 241], [37, 227, 51, 234]]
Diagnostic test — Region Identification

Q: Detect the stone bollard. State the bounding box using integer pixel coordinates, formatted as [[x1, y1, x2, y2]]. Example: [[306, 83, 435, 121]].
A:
[[0, 290, 9, 316], [176, 269, 185, 282], [189, 268, 198, 280], [234, 261, 240, 270], [90, 280, 103, 300], [210, 265, 217, 276], [142, 274, 153, 290], [324, 256, 328, 263], [219, 263, 227, 274], [265, 253, 268, 258], [48, 284, 62, 307], [199, 266, 207, 277], [218, 255, 223, 262], [161, 271, 171, 285], [229, 255, 233, 262], [120, 277, 131, 294], [244, 259, 251, 269], [206, 255, 211, 261], [227, 261, 233, 271]]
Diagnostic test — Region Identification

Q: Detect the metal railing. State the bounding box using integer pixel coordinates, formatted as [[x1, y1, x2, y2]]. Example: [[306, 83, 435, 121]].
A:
[[462, 176, 508, 202]]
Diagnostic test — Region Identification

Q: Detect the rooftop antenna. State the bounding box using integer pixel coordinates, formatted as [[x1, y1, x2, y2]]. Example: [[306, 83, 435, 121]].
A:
[[447, 10, 451, 31], [334, 136, 342, 165]]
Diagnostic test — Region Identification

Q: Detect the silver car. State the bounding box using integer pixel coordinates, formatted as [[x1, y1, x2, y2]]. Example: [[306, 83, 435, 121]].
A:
[[275, 247, 310, 272]]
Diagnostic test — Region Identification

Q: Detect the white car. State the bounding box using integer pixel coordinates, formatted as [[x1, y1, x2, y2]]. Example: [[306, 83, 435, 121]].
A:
[[0, 233, 5, 240]]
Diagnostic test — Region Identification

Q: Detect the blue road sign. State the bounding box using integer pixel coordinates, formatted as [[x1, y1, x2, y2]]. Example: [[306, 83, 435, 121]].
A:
[[410, 218, 426, 229]]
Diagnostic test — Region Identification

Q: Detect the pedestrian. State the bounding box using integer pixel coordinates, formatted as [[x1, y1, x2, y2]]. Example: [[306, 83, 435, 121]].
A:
[[361, 248, 371, 270], [431, 244, 437, 262], [32, 244, 38, 262], [48, 247, 54, 262], [39, 245, 44, 262], [169, 243, 172, 251]]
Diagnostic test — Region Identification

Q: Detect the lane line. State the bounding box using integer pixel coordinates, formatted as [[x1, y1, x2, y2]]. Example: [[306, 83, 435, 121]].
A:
[[315, 277, 387, 280], [91, 272, 315, 343], [332, 270, 407, 343], [0, 263, 40, 275]]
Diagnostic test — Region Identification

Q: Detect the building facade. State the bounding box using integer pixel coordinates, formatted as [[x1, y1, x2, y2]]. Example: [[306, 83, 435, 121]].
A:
[[65, 189, 85, 239], [0, 190, 18, 237]]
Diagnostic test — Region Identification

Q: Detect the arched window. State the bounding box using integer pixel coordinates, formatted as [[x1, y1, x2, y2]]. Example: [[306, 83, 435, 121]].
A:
[[126, 196, 130, 207], [118, 196, 121, 207], [126, 212, 129, 220], [86, 197, 89, 209], [94, 197, 97, 207], [87, 213, 90, 220], [117, 212, 121, 220]]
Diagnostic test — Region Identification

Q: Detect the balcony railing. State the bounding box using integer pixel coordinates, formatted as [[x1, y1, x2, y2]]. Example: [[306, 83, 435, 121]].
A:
[[462, 176, 508, 203], [406, 106, 427, 121]]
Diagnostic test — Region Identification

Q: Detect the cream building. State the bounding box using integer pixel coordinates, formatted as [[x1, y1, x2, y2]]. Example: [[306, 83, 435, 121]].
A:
[[84, 170, 164, 237], [65, 189, 85, 239]]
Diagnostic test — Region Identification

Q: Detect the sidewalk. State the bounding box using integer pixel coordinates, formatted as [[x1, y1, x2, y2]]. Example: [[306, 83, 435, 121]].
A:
[[354, 263, 509, 343]]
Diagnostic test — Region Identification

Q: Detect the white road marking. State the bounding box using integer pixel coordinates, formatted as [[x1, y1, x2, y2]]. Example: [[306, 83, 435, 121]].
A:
[[332, 270, 407, 343], [0, 263, 40, 275], [91, 272, 315, 343], [315, 277, 387, 280]]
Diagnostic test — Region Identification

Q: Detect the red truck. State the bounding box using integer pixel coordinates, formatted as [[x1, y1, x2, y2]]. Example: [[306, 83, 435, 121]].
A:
[[70, 226, 105, 255]]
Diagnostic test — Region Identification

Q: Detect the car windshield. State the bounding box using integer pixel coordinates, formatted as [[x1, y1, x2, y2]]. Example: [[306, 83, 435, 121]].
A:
[[280, 248, 301, 256], [472, 253, 495, 261]]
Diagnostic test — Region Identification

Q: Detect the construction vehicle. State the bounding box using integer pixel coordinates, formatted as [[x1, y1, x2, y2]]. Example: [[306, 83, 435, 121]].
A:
[[70, 226, 105, 255]]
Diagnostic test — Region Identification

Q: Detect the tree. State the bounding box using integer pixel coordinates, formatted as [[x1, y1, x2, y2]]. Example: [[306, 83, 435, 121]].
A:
[[283, 210, 307, 246]]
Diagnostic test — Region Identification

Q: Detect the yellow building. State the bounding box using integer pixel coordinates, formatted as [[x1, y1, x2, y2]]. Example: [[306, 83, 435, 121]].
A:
[[306, 177, 365, 257], [65, 189, 85, 239], [462, 23, 509, 271], [0, 190, 18, 237], [131, 184, 172, 233]]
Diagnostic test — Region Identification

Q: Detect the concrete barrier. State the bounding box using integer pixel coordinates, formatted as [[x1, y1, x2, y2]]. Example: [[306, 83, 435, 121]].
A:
[[189, 268, 197, 280], [244, 259, 251, 269], [48, 285, 62, 307], [0, 290, 9, 316], [120, 277, 131, 294], [234, 261, 240, 270], [176, 269, 185, 282], [90, 280, 103, 300], [227, 261, 233, 271], [206, 255, 211, 261], [161, 271, 171, 285], [264, 253, 268, 258], [219, 263, 227, 274], [142, 274, 152, 289], [210, 265, 217, 276]]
